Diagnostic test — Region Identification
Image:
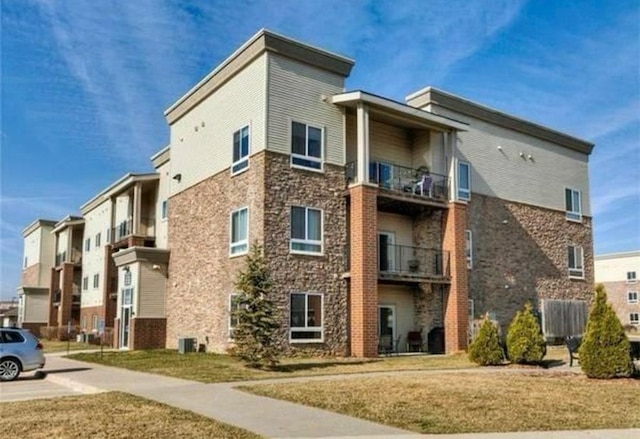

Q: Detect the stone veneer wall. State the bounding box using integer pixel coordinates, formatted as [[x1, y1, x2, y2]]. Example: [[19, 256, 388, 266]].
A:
[[467, 193, 594, 328], [263, 152, 349, 355], [166, 152, 266, 352], [600, 280, 639, 328]]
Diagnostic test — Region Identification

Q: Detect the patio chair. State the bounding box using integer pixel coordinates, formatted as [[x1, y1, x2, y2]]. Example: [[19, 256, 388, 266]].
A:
[[407, 331, 423, 352], [413, 174, 433, 197], [378, 334, 394, 355]]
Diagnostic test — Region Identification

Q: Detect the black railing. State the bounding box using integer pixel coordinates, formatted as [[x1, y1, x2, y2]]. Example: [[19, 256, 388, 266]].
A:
[[112, 217, 155, 242], [346, 161, 449, 201], [55, 249, 82, 266], [378, 244, 449, 279]]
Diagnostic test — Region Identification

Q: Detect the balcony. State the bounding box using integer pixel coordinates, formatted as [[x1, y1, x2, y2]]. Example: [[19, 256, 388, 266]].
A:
[[378, 244, 449, 283], [112, 217, 155, 248], [55, 249, 82, 267], [52, 290, 61, 306], [347, 161, 450, 212]]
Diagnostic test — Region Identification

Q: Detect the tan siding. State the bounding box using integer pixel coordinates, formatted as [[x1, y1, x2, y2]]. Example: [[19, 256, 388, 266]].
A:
[[378, 285, 416, 353], [170, 54, 267, 195], [138, 263, 166, 318], [25, 292, 48, 322], [435, 108, 591, 215], [370, 121, 412, 167], [267, 53, 345, 165], [155, 161, 170, 249], [595, 254, 640, 283], [377, 213, 413, 246]]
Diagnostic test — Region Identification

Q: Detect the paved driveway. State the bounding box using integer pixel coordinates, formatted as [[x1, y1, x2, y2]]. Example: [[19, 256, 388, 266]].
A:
[[0, 371, 82, 402]]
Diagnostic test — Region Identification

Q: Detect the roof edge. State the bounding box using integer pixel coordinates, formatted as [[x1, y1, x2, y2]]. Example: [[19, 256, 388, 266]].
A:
[[595, 251, 640, 261], [22, 219, 57, 237], [80, 173, 159, 214]]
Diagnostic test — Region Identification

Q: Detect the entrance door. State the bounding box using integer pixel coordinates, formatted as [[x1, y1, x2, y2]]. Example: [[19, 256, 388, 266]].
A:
[[120, 287, 133, 350], [378, 232, 396, 273]]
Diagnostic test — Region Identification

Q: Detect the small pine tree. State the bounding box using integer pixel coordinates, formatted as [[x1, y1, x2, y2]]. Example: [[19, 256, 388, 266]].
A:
[[506, 302, 546, 364], [230, 244, 280, 369], [468, 316, 504, 366], [579, 284, 631, 379]]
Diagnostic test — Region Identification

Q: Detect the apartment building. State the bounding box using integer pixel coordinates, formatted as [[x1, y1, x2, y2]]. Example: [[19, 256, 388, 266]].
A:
[[595, 252, 640, 327], [162, 29, 594, 357], [17, 219, 56, 335]]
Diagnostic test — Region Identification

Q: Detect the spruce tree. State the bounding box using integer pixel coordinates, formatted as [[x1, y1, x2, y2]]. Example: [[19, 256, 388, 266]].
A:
[[468, 316, 504, 366], [579, 284, 631, 378], [506, 302, 546, 364], [230, 244, 280, 368]]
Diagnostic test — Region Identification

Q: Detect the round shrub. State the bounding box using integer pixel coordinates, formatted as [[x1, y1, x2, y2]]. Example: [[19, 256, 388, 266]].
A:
[[468, 316, 504, 366], [579, 284, 632, 379], [506, 302, 546, 364]]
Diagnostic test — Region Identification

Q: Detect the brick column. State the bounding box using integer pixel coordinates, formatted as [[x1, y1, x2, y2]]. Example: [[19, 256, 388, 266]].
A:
[[349, 184, 378, 357], [59, 263, 75, 326], [442, 202, 469, 353], [48, 268, 58, 326]]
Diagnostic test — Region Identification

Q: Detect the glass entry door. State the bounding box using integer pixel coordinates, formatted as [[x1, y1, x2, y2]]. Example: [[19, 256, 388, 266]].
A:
[[120, 287, 133, 350], [378, 305, 396, 338]]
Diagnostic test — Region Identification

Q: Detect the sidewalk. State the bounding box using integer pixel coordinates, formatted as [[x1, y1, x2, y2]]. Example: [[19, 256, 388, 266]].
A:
[[42, 355, 639, 439]]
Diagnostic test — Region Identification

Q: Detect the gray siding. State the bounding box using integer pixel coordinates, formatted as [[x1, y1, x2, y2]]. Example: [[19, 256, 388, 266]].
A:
[[25, 292, 48, 323]]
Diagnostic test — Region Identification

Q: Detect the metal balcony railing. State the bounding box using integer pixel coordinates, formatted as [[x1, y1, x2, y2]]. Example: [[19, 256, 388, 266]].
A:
[[55, 248, 83, 266], [378, 244, 449, 279], [112, 217, 155, 242], [346, 161, 450, 202]]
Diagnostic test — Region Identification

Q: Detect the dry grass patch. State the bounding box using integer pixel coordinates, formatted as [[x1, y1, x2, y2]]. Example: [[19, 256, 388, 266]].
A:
[[3, 391, 260, 439], [242, 371, 640, 434], [41, 340, 95, 353], [68, 350, 474, 383]]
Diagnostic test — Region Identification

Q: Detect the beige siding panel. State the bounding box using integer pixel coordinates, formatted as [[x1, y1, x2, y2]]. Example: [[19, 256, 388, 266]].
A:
[[370, 121, 412, 167], [267, 54, 345, 165], [155, 161, 170, 249], [56, 229, 69, 257], [25, 293, 48, 322], [430, 132, 447, 177], [23, 229, 41, 272], [595, 254, 640, 283], [170, 54, 267, 195], [435, 108, 591, 215], [377, 213, 413, 246], [138, 263, 166, 318], [39, 228, 55, 284], [81, 200, 111, 308], [378, 285, 416, 353]]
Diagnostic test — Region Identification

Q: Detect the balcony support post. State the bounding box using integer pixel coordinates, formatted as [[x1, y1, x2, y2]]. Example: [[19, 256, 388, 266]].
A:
[[133, 182, 142, 236], [356, 103, 370, 184]]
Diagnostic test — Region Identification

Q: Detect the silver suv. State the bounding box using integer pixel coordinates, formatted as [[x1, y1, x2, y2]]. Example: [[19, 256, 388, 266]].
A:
[[0, 328, 46, 381]]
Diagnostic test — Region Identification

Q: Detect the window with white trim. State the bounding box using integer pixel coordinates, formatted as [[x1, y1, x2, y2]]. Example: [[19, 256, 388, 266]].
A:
[[465, 230, 473, 269], [627, 271, 637, 283], [457, 161, 470, 201], [82, 276, 88, 291], [628, 291, 638, 304], [124, 270, 132, 286], [291, 121, 322, 170], [106, 228, 111, 244], [232, 126, 250, 174], [568, 245, 584, 278], [93, 273, 100, 289], [565, 188, 582, 221], [230, 207, 248, 256], [85, 238, 90, 252], [161, 200, 168, 220], [95, 232, 101, 248], [290, 292, 323, 341], [290, 206, 322, 254], [630, 313, 639, 325]]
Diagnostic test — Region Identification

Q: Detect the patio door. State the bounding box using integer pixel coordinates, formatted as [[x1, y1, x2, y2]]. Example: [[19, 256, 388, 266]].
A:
[[378, 305, 396, 339], [378, 232, 396, 272]]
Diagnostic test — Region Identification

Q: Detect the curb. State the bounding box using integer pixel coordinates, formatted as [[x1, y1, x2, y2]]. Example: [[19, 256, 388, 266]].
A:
[[45, 373, 105, 395]]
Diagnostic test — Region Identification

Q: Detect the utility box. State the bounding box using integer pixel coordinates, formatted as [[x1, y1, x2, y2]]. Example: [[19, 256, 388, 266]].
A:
[[178, 337, 197, 354]]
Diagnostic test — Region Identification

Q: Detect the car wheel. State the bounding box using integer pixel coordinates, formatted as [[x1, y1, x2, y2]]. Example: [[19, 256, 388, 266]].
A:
[[0, 358, 21, 381]]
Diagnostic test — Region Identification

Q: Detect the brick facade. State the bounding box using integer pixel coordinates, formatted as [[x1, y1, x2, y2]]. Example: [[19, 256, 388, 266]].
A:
[[48, 263, 77, 326], [130, 318, 167, 350], [600, 280, 640, 327]]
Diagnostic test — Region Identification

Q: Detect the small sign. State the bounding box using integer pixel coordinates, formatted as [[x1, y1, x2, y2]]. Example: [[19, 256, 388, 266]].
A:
[[98, 318, 105, 336], [67, 321, 72, 334]]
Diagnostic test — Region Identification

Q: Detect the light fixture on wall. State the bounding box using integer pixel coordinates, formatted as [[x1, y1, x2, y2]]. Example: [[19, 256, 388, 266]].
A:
[[123, 266, 130, 273], [152, 264, 161, 271], [173, 173, 182, 182]]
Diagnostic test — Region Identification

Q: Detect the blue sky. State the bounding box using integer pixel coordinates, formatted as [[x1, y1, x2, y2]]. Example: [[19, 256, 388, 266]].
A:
[[1, 0, 638, 300]]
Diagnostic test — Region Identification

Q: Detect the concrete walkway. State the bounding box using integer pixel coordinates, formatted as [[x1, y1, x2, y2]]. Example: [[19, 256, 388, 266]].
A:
[[41, 355, 639, 439]]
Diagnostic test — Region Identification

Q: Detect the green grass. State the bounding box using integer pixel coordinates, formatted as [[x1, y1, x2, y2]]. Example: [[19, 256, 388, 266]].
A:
[[241, 372, 640, 434], [2, 391, 261, 439], [68, 349, 475, 383]]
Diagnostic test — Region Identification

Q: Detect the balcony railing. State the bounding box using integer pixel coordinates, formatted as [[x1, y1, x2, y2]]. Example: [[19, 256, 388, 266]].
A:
[[112, 217, 154, 242], [378, 244, 449, 280], [346, 161, 449, 202], [52, 290, 61, 305], [55, 248, 82, 266]]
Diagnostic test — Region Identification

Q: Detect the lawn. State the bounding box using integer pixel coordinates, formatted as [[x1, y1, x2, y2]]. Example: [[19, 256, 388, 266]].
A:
[[2, 391, 260, 439], [241, 371, 640, 434], [41, 340, 96, 353], [68, 350, 475, 383]]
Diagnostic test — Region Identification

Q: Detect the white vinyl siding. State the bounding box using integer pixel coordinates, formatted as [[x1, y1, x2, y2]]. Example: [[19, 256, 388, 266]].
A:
[[568, 245, 584, 279], [22, 292, 48, 323], [290, 292, 323, 342], [81, 200, 112, 308], [230, 208, 249, 256], [267, 54, 345, 165]]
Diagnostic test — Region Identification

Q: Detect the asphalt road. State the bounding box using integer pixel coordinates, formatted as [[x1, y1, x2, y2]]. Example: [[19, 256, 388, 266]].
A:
[[0, 370, 82, 402]]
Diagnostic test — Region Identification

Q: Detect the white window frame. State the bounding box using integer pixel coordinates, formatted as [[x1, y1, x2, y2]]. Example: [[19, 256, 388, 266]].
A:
[[290, 206, 323, 255], [106, 228, 111, 244], [627, 271, 637, 284], [82, 276, 88, 291], [457, 161, 471, 201], [231, 125, 250, 175], [465, 229, 473, 269], [630, 313, 639, 326], [628, 291, 638, 304], [95, 232, 101, 248], [161, 200, 168, 220], [85, 238, 91, 252], [93, 273, 100, 289], [568, 245, 584, 279], [290, 121, 324, 172], [124, 270, 132, 286], [565, 188, 582, 222], [229, 207, 249, 256], [289, 292, 324, 343]]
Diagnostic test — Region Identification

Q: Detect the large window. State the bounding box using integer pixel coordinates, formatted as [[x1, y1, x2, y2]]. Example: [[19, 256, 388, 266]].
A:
[[290, 206, 322, 254], [630, 313, 639, 326], [465, 230, 473, 269], [628, 271, 637, 283], [457, 161, 470, 201], [568, 245, 584, 279], [291, 121, 322, 170], [290, 293, 323, 341], [565, 188, 582, 222], [232, 126, 250, 175], [628, 291, 638, 304], [230, 207, 248, 256]]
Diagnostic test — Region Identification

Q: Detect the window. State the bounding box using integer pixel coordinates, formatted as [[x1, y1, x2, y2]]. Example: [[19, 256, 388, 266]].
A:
[[105, 228, 111, 244], [630, 313, 639, 325], [93, 273, 99, 289], [565, 188, 582, 221], [124, 269, 132, 286], [95, 232, 101, 248], [568, 245, 584, 278], [291, 121, 322, 170], [230, 208, 248, 256], [85, 238, 90, 252], [232, 126, 250, 174], [628, 291, 638, 304], [92, 314, 98, 330], [457, 161, 470, 201], [465, 230, 473, 269], [290, 293, 323, 341], [122, 288, 133, 305], [82, 276, 88, 291], [161, 200, 168, 220], [628, 271, 637, 283], [290, 206, 323, 254]]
